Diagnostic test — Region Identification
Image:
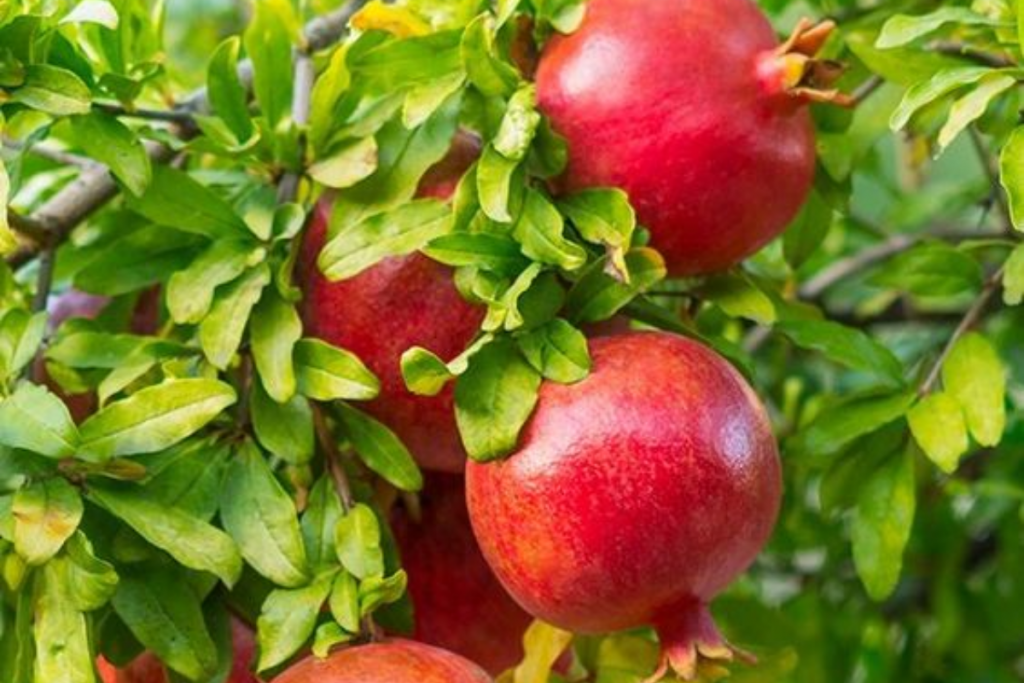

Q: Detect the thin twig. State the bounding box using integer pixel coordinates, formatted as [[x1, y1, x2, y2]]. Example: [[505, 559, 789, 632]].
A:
[[930, 41, 1016, 69], [31, 247, 56, 314], [277, 52, 316, 204], [6, 210, 49, 244], [3, 139, 97, 169], [799, 234, 918, 299], [851, 75, 884, 106], [919, 267, 1005, 395], [94, 102, 198, 128], [312, 404, 355, 512], [969, 127, 1014, 232]]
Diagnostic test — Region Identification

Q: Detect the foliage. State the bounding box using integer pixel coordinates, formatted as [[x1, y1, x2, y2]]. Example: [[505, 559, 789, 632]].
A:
[[0, 0, 1021, 682]]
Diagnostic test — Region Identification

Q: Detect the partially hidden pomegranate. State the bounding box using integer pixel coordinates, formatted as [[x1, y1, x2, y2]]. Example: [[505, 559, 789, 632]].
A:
[[391, 474, 533, 674], [536, 0, 847, 276], [272, 640, 493, 683], [466, 332, 782, 681], [301, 135, 484, 473]]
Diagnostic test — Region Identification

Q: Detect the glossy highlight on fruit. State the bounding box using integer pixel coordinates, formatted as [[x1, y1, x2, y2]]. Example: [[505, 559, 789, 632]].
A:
[[466, 332, 782, 680], [272, 640, 493, 683], [392, 473, 532, 674], [536, 0, 824, 275], [300, 135, 484, 472]]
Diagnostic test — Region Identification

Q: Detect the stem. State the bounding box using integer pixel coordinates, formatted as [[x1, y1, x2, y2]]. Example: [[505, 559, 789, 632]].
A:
[[312, 404, 355, 512], [851, 75, 884, 106], [6, 210, 49, 244], [930, 41, 1015, 69], [94, 102, 198, 128], [799, 234, 918, 300], [969, 127, 1014, 232], [3, 139, 96, 169], [277, 52, 316, 204]]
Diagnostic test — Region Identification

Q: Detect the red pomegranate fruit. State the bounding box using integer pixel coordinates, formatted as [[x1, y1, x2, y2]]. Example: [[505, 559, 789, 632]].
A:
[[391, 473, 533, 674], [536, 1, 846, 276], [465, 332, 782, 681], [272, 640, 493, 683], [301, 135, 484, 472]]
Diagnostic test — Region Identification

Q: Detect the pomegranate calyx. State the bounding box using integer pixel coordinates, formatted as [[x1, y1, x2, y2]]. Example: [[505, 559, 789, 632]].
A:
[[643, 602, 753, 682], [758, 18, 854, 107]]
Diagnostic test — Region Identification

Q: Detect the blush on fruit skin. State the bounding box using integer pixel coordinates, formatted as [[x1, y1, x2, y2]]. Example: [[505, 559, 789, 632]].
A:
[[465, 332, 781, 680], [536, 0, 817, 276], [300, 136, 484, 473], [272, 640, 494, 683], [391, 473, 533, 674]]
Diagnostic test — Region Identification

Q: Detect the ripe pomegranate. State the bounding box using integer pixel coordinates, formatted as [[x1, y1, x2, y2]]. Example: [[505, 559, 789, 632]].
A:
[[391, 474, 532, 674], [466, 332, 782, 681], [97, 617, 259, 683], [272, 640, 493, 683], [301, 135, 484, 472], [536, 1, 846, 275]]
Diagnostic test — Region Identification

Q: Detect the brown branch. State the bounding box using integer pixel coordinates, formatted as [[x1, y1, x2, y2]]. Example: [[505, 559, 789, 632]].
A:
[[3, 139, 96, 169], [277, 52, 316, 204], [312, 404, 355, 512], [799, 234, 919, 299], [6, 210, 49, 244], [969, 127, 1014, 233], [94, 102, 198, 129], [929, 41, 1016, 69], [851, 75, 884, 106]]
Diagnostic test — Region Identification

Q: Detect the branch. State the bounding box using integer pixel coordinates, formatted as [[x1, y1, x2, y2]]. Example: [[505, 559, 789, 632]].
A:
[[930, 41, 1016, 69], [277, 52, 316, 204], [94, 102, 198, 129], [312, 404, 355, 512], [969, 127, 1014, 232], [6, 210, 49, 244], [3, 139, 96, 169], [799, 234, 918, 299]]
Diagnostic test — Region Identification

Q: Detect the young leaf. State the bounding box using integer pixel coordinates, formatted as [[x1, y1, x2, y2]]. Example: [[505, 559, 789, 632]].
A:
[[221, 441, 311, 587], [11, 65, 91, 115], [0, 384, 79, 459], [244, 0, 296, 127], [890, 67, 994, 132], [199, 264, 271, 370], [876, 9, 1007, 49], [251, 287, 302, 403], [461, 14, 519, 97], [126, 166, 250, 240], [112, 566, 219, 681], [558, 188, 636, 252], [942, 333, 1006, 447], [476, 145, 520, 223], [565, 248, 667, 323], [88, 482, 243, 586], [518, 319, 592, 384], [424, 232, 530, 276], [456, 338, 542, 462], [937, 75, 1016, 153], [776, 320, 905, 389], [999, 126, 1024, 232], [68, 111, 152, 196], [329, 570, 361, 633], [907, 393, 969, 474], [335, 503, 385, 580], [301, 476, 344, 571], [79, 379, 237, 461], [0, 157, 13, 257], [790, 390, 916, 461], [64, 533, 118, 611], [495, 85, 541, 161], [508, 620, 575, 683], [309, 45, 351, 151], [1004, 243, 1024, 305], [60, 0, 119, 28], [700, 273, 777, 325], [251, 383, 314, 466], [358, 570, 408, 615], [400, 347, 457, 397], [852, 446, 916, 601], [513, 189, 588, 271], [167, 239, 265, 325], [295, 339, 380, 402], [13, 478, 82, 566], [207, 37, 253, 142], [34, 560, 93, 683], [333, 403, 423, 492], [0, 309, 46, 379], [309, 137, 379, 189], [870, 242, 984, 297], [257, 576, 333, 671]]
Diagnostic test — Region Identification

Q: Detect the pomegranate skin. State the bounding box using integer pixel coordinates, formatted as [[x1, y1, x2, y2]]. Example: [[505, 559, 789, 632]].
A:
[[272, 640, 493, 683], [465, 333, 780, 674], [392, 474, 532, 674], [536, 0, 816, 276], [301, 138, 484, 472]]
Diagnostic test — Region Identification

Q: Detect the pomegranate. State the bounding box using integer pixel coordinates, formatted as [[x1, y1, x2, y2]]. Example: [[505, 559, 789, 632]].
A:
[[465, 332, 781, 680], [391, 474, 532, 674], [536, 1, 845, 275], [301, 135, 484, 472], [272, 640, 493, 683]]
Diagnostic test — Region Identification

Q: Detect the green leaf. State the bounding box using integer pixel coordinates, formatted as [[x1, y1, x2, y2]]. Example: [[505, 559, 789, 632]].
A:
[[112, 565, 218, 681], [310, 137, 379, 189], [34, 560, 93, 683], [127, 166, 249, 239], [335, 503, 384, 580], [942, 333, 1007, 447], [334, 403, 423, 492], [79, 379, 237, 461], [257, 576, 333, 671], [295, 338, 380, 402], [251, 287, 301, 403], [301, 476, 344, 571], [403, 72, 466, 128], [533, 0, 586, 33], [783, 190, 833, 268], [60, 0, 119, 28], [852, 446, 916, 601], [476, 144, 520, 222], [0, 309, 46, 379], [144, 440, 232, 521], [558, 188, 636, 251], [999, 126, 1024, 231], [776, 320, 905, 388], [88, 482, 243, 586], [13, 479, 82, 566], [400, 333, 491, 397], [565, 248, 667, 323], [494, 85, 541, 161], [1003, 243, 1024, 305], [350, 31, 463, 91], [0, 156, 14, 257], [496, 0, 521, 27], [64, 533, 118, 611], [518, 319, 591, 384], [319, 199, 450, 281], [456, 338, 542, 462], [424, 232, 529, 276], [508, 621, 575, 683], [309, 45, 351, 151], [207, 37, 253, 142], [221, 441, 310, 587], [167, 239, 265, 325], [358, 570, 408, 615], [461, 14, 519, 97], [876, 9, 1007, 49], [199, 264, 271, 370], [244, 0, 296, 127], [870, 242, 984, 297], [251, 383, 314, 466], [0, 384, 79, 459], [329, 570, 360, 633], [791, 391, 916, 461], [11, 64, 91, 116], [890, 67, 994, 132], [68, 111, 152, 196], [513, 189, 588, 271], [937, 74, 1017, 153], [48, 333, 185, 370], [908, 393, 969, 474], [700, 273, 777, 325]]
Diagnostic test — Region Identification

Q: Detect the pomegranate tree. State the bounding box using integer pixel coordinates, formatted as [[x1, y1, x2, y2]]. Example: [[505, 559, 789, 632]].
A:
[[536, 0, 845, 275], [272, 640, 493, 683], [466, 332, 782, 680]]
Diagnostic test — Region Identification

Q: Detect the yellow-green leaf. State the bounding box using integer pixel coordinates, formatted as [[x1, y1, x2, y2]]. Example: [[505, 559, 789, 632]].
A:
[[942, 333, 1007, 447], [907, 392, 969, 473]]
